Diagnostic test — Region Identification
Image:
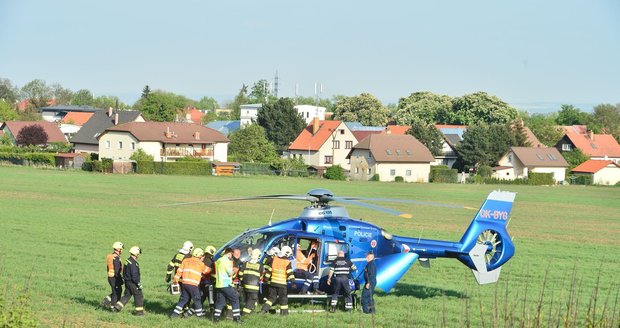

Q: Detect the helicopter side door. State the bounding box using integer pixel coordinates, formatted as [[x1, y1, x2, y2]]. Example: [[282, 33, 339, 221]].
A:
[[346, 224, 379, 282]]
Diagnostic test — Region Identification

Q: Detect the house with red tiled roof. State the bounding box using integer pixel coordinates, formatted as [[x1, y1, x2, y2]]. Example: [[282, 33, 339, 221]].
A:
[[571, 160, 620, 185], [288, 118, 357, 171], [0, 121, 67, 145], [178, 107, 205, 124], [97, 122, 229, 162], [555, 131, 620, 162], [493, 147, 569, 183], [347, 134, 434, 182]]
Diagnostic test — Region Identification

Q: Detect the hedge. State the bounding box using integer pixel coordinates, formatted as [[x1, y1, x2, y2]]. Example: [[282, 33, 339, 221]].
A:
[[570, 175, 592, 185], [528, 172, 555, 185], [430, 166, 458, 183], [0, 152, 55, 166], [240, 162, 276, 175], [136, 161, 212, 176]]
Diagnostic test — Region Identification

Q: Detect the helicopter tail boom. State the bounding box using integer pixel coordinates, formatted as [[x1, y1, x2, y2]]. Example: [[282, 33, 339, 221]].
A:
[[458, 190, 516, 284]]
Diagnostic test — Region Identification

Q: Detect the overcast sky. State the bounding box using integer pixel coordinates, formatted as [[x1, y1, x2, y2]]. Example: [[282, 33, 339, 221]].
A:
[[1, 0, 619, 112]]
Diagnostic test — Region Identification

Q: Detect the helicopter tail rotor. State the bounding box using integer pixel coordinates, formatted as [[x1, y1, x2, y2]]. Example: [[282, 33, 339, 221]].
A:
[[457, 191, 516, 284]]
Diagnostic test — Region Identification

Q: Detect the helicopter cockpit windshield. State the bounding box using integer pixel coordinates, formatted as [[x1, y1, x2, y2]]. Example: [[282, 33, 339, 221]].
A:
[[222, 231, 280, 262]]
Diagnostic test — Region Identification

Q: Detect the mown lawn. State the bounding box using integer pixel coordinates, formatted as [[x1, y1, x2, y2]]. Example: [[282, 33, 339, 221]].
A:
[[1, 166, 618, 327]]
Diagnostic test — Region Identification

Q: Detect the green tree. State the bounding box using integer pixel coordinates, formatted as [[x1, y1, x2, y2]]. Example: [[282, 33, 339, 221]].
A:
[[512, 119, 531, 147], [133, 90, 190, 122], [324, 164, 346, 180], [21, 79, 52, 109], [256, 97, 306, 150], [457, 123, 515, 168], [0, 100, 18, 122], [555, 104, 590, 126], [523, 112, 564, 146], [0, 77, 20, 103], [562, 148, 589, 171], [271, 157, 307, 176], [228, 124, 277, 162], [593, 103, 620, 141], [197, 96, 219, 111], [249, 79, 276, 104], [227, 84, 249, 120], [71, 89, 94, 106], [93, 95, 127, 110], [129, 149, 154, 162], [201, 110, 219, 124], [293, 96, 332, 110], [141, 85, 151, 98], [51, 83, 73, 105], [450, 92, 519, 125], [406, 119, 444, 156], [16, 124, 48, 146], [395, 91, 452, 125], [17, 107, 42, 121], [333, 93, 389, 126]]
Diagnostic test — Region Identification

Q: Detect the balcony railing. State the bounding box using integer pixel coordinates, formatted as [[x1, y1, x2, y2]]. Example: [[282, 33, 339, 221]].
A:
[[160, 147, 214, 158]]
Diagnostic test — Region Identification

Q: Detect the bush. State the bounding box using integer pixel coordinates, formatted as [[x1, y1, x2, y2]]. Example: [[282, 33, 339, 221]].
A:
[[430, 166, 458, 183], [570, 175, 592, 185], [175, 156, 205, 162], [135, 161, 212, 176], [370, 173, 380, 181], [0, 152, 55, 166], [129, 149, 154, 162], [324, 165, 346, 180], [394, 176, 404, 182], [0, 293, 38, 327], [477, 165, 492, 178], [528, 172, 555, 185]]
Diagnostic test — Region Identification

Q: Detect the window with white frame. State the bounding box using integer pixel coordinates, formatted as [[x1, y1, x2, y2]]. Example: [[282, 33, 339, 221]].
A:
[[325, 155, 333, 164], [345, 141, 353, 149], [105, 140, 110, 149], [390, 169, 396, 176], [118, 141, 123, 149], [562, 144, 571, 151], [131, 142, 136, 150], [406, 170, 412, 176], [333, 140, 340, 149]]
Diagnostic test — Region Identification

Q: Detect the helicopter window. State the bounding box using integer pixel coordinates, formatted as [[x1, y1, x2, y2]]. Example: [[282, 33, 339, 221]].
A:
[[339, 225, 346, 231], [381, 229, 393, 240], [224, 231, 280, 262], [324, 242, 349, 263]]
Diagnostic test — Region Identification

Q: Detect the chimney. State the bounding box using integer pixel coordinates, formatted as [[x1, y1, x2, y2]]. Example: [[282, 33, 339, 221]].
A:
[[114, 113, 119, 125], [589, 130, 594, 140], [108, 107, 113, 117], [165, 126, 171, 138], [194, 132, 200, 140], [312, 117, 320, 135]]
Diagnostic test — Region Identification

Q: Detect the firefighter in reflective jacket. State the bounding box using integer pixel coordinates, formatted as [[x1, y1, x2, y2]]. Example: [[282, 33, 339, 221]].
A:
[[102, 241, 123, 311], [114, 246, 144, 315], [166, 241, 193, 283], [213, 248, 241, 323], [261, 246, 295, 315], [327, 250, 357, 312], [170, 248, 211, 318], [240, 249, 263, 314]]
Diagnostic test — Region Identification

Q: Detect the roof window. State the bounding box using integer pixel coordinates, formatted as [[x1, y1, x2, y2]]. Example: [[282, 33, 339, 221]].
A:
[[536, 154, 544, 160]]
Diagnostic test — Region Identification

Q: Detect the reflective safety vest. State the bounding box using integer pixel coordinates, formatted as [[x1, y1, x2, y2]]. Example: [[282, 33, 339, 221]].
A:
[[174, 257, 211, 286], [330, 257, 356, 278], [265, 257, 294, 287], [295, 249, 312, 271], [239, 260, 263, 291], [166, 252, 189, 281], [215, 256, 234, 288], [106, 253, 122, 278]]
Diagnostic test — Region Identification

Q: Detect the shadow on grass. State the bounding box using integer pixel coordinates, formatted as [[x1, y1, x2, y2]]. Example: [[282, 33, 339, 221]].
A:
[[376, 283, 467, 299], [71, 296, 174, 316]]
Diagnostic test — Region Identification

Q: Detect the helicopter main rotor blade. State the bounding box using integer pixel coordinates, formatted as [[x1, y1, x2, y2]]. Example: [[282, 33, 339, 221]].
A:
[[158, 195, 312, 207], [330, 198, 413, 219], [340, 197, 476, 210]]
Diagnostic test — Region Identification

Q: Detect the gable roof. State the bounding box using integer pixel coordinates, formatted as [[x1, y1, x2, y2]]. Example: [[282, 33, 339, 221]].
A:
[[562, 125, 588, 135], [384, 125, 410, 135], [61, 112, 94, 125], [1, 121, 66, 143], [571, 160, 620, 173], [562, 132, 620, 158], [289, 120, 343, 151], [443, 134, 462, 148], [101, 122, 229, 144], [70, 110, 142, 145], [351, 134, 434, 163], [352, 130, 382, 143], [510, 147, 568, 167]]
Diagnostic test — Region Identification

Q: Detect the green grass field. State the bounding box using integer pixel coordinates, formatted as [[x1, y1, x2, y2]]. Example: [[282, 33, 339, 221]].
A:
[[1, 166, 619, 327]]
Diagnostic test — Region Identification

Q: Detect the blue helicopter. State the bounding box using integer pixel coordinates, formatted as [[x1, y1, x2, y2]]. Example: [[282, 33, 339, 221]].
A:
[[173, 188, 516, 294]]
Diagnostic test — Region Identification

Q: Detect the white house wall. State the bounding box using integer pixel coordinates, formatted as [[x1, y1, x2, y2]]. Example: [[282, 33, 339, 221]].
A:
[[73, 143, 99, 153], [140, 142, 163, 161], [316, 122, 356, 170], [290, 149, 321, 167], [98, 131, 140, 160], [213, 143, 228, 162], [376, 163, 430, 182], [593, 167, 620, 185]]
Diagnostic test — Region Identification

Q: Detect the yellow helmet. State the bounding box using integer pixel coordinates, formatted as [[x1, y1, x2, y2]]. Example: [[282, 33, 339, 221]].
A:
[[129, 246, 141, 256], [205, 245, 216, 256], [192, 248, 205, 257], [112, 241, 124, 250]]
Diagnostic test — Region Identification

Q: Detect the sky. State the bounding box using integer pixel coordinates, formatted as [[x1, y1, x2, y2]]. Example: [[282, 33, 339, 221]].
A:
[[1, 0, 619, 112]]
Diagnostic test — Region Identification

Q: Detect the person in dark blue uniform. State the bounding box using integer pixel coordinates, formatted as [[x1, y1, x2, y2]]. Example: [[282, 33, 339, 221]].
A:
[[361, 251, 376, 314], [114, 246, 145, 315], [327, 250, 357, 312]]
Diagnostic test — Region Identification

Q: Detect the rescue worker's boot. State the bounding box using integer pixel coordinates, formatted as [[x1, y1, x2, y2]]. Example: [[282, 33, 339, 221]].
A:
[[101, 296, 111, 308], [329, 305, 336, 313]]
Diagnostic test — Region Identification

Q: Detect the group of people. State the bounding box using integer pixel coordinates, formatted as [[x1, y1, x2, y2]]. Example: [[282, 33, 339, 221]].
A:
[[101, 240, 377, 322]]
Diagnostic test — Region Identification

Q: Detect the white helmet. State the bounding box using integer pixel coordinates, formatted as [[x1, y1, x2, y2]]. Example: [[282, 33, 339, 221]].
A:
[[267, 246, 280, 256], [251, 249, 262, 261], [179, 241, 194, 255], [112, 241, 124, 250], [280, 246, 293, 257], [129, 246, 142, 256]]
